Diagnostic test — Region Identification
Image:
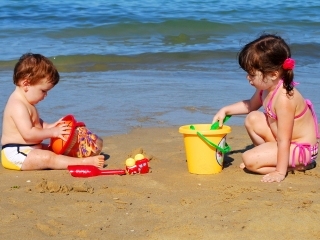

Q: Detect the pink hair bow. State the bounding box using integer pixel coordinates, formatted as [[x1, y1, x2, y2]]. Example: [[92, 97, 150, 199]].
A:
[[282, 58, 295, 70]]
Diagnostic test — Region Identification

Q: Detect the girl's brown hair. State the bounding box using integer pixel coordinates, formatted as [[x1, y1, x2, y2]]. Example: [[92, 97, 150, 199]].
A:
[[238, 34, 294, 95], [13, 53, 60, 86]]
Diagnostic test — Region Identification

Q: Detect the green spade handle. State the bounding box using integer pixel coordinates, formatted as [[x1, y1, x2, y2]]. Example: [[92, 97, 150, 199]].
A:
[[196, 132, 231, 153], [210, 115, 232, 130]]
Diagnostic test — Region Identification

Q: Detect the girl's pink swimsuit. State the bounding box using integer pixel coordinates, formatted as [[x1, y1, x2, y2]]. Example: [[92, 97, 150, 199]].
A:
[[260, 80, 319, 168]]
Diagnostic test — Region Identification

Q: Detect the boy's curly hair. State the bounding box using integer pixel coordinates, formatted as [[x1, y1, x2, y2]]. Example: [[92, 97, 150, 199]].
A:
[[13, 53, 60, 86]]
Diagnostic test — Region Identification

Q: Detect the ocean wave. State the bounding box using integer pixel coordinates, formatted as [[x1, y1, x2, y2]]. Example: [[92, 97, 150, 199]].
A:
[[1, 42, 319, 73], [0, 51, 239, 72]]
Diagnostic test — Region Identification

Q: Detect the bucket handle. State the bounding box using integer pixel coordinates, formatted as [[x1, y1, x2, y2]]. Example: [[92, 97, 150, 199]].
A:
[[196, 132, 231, 154]]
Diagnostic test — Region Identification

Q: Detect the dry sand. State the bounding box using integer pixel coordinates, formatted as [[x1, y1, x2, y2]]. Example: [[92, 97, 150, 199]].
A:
[[1, 125, 320, 239]]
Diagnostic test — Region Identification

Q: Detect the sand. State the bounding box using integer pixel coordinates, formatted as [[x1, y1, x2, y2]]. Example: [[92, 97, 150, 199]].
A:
[[1, 125, 320, 240]]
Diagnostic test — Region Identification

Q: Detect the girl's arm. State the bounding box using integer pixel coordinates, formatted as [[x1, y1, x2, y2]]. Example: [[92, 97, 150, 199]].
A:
[[275, 97, 295, 174], [262, 94, 295, 182], [213, 89, 262, 124]]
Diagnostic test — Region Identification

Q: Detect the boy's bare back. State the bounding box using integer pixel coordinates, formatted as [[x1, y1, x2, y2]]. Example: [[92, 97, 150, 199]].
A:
[[1, 89, 43, 145]]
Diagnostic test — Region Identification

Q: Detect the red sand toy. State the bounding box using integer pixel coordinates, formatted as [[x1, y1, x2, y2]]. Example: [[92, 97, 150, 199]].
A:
[[125, 154, 149, 174], [68, 165, 126, 178]]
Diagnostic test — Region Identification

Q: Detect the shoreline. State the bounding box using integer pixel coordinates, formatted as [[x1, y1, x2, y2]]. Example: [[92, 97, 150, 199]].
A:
[[1, 125, 320, 239]]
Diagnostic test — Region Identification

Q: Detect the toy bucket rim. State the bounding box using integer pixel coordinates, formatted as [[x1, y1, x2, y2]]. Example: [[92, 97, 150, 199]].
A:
[[179, 124, 231, 135], [50, 114, 79, 154]]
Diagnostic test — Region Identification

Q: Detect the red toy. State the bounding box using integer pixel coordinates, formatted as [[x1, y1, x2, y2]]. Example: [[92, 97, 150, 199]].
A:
[[126, 158, 149, 174], [50, 115, 102, 158], [68, 165, 126, 178]]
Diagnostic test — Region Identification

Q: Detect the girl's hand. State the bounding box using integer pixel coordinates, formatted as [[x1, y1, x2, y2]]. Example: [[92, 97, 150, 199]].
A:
[[213, 110, 227, 127], [261, 171, 286, 183]]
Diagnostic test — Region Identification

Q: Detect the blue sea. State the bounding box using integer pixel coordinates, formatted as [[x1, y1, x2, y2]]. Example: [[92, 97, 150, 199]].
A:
[[0, 0, 320, 137]]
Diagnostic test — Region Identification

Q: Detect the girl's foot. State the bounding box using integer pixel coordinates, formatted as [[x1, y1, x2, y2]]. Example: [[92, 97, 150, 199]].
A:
[[239, 162, 246, 169], [287, 161, 316, 172]]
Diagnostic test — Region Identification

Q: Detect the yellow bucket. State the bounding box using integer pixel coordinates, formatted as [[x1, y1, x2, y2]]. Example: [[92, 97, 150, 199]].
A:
[[179, 124, 231, 174]]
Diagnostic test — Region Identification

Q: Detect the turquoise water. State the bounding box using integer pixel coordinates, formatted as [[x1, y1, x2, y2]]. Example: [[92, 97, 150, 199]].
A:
[[0, 0, 319, 136]]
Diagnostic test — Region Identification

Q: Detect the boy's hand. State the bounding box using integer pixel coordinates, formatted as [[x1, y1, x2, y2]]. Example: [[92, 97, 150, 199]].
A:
[[52, 122, 71, 141], [45, 118, 64, 129]]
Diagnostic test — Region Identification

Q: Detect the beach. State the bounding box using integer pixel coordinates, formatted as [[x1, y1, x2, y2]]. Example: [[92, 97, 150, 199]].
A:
[[1, 125, 320, 239], [1, 1, 320, 239]]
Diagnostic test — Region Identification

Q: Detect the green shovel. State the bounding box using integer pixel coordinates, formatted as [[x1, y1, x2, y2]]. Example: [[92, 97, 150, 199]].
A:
[[210, 115, 232, 130]]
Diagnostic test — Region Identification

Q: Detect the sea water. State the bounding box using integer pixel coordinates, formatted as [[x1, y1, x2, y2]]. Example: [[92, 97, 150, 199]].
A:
[[0, 0, 319, 136]]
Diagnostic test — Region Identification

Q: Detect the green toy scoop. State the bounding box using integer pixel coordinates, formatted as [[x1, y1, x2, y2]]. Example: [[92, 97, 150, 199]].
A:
[[210, 115, 231, 130]]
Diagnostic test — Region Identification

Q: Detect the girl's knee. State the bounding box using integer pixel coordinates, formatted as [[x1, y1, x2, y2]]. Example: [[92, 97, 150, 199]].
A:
[[242, 151, 249, 165], [245, 111, 262, 128], [242, 150, 255, 170]]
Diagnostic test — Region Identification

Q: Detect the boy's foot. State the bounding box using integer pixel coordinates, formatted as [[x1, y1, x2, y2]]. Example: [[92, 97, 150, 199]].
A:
[[82, 155, 105, 168]]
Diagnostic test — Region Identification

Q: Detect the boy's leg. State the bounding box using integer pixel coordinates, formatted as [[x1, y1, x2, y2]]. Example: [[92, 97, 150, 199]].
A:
[[21, 149, 105, 170]]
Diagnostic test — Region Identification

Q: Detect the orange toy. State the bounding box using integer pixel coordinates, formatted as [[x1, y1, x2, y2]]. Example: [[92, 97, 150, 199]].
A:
[[50, 115, 102, 158]]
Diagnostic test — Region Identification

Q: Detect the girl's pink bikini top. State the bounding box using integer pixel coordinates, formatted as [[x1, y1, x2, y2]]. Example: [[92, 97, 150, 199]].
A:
[[259, 80, 309, 120]]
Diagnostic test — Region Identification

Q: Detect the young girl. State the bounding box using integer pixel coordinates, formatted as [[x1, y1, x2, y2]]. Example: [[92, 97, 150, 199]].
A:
[[213, 34, 319, 183]]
